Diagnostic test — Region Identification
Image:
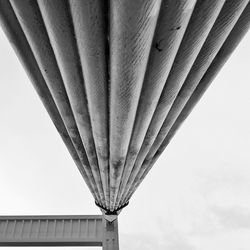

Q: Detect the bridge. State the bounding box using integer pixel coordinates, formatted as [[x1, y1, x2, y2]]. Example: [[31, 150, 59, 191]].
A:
[[0, 0, 250, 249]]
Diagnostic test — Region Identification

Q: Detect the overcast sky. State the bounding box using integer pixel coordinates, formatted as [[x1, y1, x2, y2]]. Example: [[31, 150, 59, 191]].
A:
[[0, 26, 250, 250]]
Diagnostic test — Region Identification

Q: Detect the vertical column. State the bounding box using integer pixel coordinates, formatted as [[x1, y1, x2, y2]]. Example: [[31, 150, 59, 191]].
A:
[[102, 218, 119, 250]]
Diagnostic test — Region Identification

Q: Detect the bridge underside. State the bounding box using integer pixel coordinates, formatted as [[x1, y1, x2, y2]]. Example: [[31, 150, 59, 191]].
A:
[[0, 215, 118, 249], [0, 0, 250, 249]]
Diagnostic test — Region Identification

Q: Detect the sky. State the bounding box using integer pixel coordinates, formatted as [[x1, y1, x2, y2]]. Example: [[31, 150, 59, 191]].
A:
[[0, 25, 250, 250]]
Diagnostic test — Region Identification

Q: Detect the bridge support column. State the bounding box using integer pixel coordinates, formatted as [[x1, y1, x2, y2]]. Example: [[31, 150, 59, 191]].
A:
[[103, 218, 119, 250]]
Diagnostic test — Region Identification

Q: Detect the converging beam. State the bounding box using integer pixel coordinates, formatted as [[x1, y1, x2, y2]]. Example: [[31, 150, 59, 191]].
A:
[[1, 0, 250, 213]]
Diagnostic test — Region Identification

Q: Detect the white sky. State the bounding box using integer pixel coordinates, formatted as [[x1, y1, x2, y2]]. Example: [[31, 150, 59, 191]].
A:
[[0, 26, 250, 250]]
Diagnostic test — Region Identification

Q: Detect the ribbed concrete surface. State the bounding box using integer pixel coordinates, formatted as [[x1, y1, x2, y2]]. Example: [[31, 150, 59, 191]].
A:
[[0, 0, 249, 212], [0, 216, 103, 246]]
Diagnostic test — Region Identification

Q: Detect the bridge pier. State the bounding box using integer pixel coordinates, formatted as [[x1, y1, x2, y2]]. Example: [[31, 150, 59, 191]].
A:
[[103, 219, 119, 250]]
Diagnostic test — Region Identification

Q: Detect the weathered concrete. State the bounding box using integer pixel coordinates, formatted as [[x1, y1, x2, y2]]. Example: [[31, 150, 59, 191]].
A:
[[121, 0, 250, 204], [124, 1, 250, 204], [115, 0, 196, 208], [120, 0, 226, 204], [0, 215, 119, 249], [0, 0, 249, 212]]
